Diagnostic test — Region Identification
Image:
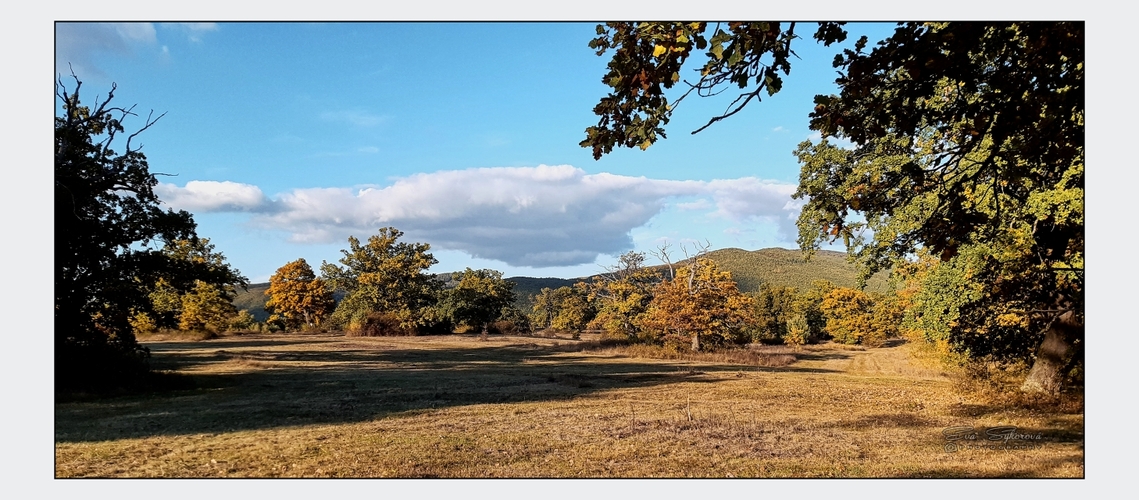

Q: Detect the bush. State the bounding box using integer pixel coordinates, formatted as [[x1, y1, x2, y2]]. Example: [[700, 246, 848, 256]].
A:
[[488, 320, 521, 335], [129, 311, 158, 335], [347, 312, 416, 337], [228, 310, 258, 331]]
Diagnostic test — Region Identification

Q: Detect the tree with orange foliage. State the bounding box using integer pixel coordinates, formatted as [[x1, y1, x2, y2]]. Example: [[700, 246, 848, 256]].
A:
[[265, 258, 335, 330], [640, 258, 755, 351]]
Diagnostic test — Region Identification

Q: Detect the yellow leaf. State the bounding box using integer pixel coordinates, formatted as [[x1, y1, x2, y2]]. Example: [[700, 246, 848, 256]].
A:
[[652, 44, 667, 58]]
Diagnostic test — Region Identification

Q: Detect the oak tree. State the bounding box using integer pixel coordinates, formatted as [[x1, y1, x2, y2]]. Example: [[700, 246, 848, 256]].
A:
[[179, 280, 238, 332], [55, 75, 243, 389], [640, 258, 755, 351], [321, 227, 441, 332], [583, 22, 1084, 393], [582, 251, 659, 338], [265, 258, 335, 330], [819, 287, 881, 347], [445, 268, 516, 335]]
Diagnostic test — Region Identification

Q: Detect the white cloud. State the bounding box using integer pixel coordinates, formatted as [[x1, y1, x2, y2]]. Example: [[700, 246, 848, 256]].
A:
[[155, 180, 269, 212], [320, 110, 387, 127], [806, 130, 855, 149], [675, 199, 712, 211], [162, 165, 802, 267], [55, 23, 157, 77], [159, 22, 219, 42], [55, 22, 218, 78]]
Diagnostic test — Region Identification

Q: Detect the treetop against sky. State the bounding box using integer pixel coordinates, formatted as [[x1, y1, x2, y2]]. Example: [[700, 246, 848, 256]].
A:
[[58, 22, 893, 281]]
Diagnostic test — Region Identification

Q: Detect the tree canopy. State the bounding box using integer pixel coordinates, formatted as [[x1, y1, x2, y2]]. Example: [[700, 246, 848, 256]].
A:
[[443, 268, 517, 334], [321, 227, 441, 331], [265, 258, 335, 330], [639, 258, 755, 351]]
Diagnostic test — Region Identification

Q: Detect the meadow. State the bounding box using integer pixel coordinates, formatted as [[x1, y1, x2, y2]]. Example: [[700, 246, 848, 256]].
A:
[[54, 332, 1083, 478]]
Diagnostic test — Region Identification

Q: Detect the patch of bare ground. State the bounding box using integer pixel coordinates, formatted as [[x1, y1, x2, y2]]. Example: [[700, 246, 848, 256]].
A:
[[55, 333, 1082, 478]]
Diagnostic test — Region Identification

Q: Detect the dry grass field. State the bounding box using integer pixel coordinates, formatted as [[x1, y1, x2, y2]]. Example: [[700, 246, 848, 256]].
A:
[[55, 332, 1083, 478]]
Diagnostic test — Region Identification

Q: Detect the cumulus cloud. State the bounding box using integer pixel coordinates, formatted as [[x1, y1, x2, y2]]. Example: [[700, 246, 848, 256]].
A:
[[155, 180, 269, 213], [161, 165, 802, 267]]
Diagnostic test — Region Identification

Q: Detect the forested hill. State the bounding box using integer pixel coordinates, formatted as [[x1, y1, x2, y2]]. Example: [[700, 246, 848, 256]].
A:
[[232, 247, 888, 321], [688, 247, 890, 293]]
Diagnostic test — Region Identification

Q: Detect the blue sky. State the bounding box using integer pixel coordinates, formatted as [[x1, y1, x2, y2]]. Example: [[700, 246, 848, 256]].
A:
[[59, 22, 903, 282]]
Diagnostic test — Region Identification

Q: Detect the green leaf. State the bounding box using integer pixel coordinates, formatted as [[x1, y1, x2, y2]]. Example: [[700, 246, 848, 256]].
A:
[[727, 48, 742, 66]]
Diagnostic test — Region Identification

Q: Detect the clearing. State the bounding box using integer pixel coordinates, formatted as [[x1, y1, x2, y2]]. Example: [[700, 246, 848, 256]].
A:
[[55, 333, 1083, 478]]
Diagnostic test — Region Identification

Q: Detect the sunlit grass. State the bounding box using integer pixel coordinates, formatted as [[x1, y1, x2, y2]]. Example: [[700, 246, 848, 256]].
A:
[[55, 333, 1082, 478]]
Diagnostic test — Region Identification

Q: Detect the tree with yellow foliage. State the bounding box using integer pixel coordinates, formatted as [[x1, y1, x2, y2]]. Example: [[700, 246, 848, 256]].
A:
[[265, 258, 335, 330], [583, 251, 658, 338], [179, 280, 238, 332], [819, 287, 878, 347]]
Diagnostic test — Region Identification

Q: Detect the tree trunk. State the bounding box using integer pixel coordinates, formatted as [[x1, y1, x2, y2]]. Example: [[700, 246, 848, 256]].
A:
[[1021, 310, 1082, 394], [691, 331, 700, 352]]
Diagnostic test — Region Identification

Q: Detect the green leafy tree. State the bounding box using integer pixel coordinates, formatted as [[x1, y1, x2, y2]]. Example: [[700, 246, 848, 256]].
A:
[[321, 227, 441, 332], [795, 280, 834, 343], [228, 310, 259, 332], [785, 314, 810, 347], [530, 287, 561, 330], [551, 286, 595, 332], [531, 286, 595, 332], [749, 284, 799, 344], [265, 258, 335, 330], [446, 268, 516, 335], [583, 22, 1083, 393], [581, 22, 848, 159], [144, 238, 246, 330], [794, 23, 1083, 392], [147, 278, 184, 329], [55, 75, 243, 390]]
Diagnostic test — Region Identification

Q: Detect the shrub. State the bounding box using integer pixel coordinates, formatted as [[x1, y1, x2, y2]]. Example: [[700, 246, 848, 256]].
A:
[[129, 311, 158, 335], [488, 320, 520, 335], [228, 310, 258, 331], [347, 312, 416, 337]]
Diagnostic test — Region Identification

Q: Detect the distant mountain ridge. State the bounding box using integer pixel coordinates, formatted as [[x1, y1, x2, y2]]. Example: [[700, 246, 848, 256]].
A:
[[232, 247, 888, 321]]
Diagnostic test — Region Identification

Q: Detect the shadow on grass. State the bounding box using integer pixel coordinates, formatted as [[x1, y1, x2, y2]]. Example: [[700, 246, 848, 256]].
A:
[[56, 335, 839, 443]]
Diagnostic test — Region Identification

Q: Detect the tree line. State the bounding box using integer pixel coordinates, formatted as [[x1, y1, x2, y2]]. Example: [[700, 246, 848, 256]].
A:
[[249, 232, 912, 355]]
